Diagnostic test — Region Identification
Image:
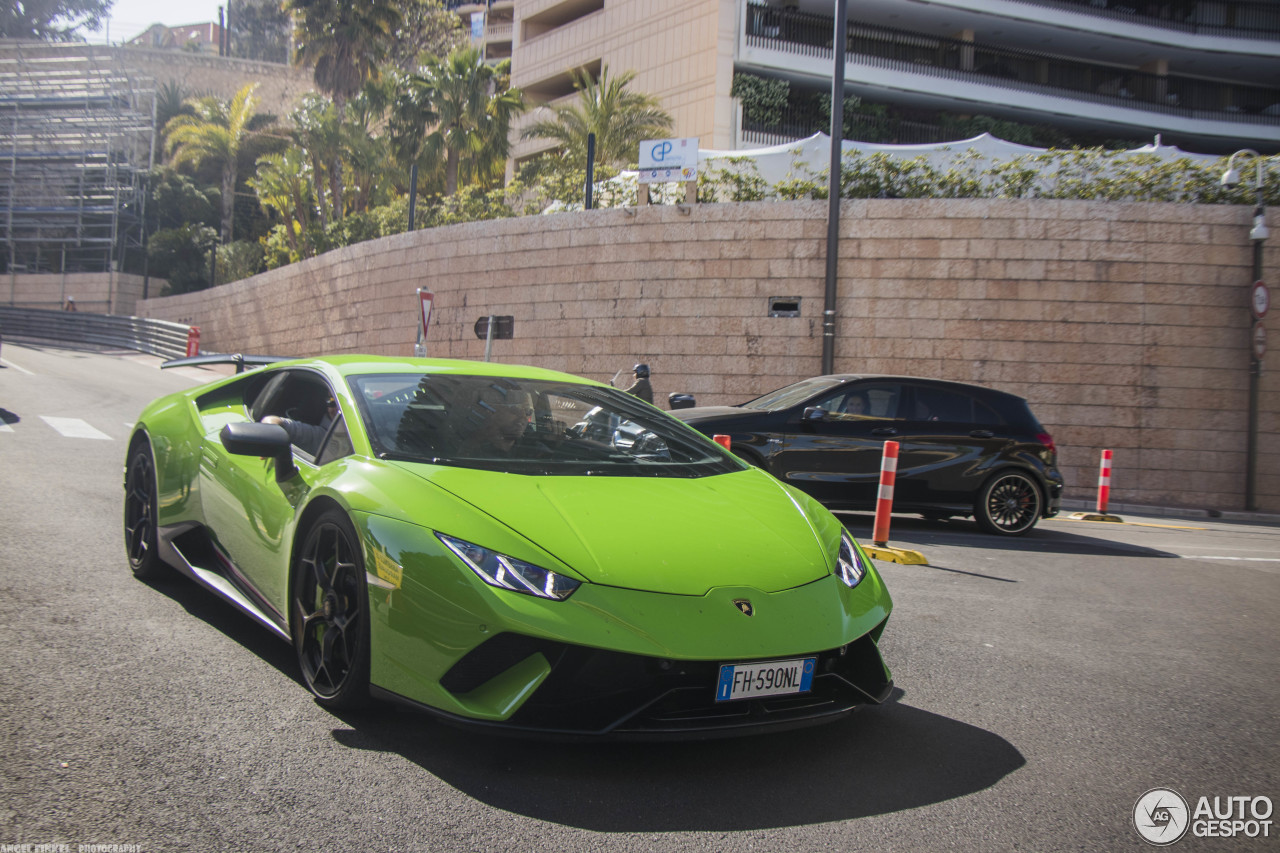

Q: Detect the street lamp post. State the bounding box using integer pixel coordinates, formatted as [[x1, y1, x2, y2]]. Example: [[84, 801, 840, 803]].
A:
[[1221, 150, 1271, 511]]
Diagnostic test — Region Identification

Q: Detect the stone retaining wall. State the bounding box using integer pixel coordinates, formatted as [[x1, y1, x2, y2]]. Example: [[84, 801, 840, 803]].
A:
[[134, 198, 1279, 512], [5, 272, 152, 315]]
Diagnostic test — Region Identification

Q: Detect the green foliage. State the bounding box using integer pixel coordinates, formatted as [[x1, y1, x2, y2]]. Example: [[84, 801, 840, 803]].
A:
[[148, 224, 217, 293], [731, 74, 790, 128], [148, 168, 219, 231], [936, 113, 1079, 148], [215, 240, 265, 285], [521, 66, 672, 168], [513, 157, 629, 212], [419, 185, 517, 227], [164, 83, 266, 242], [285, 0, 402, 103], [395, 47, 525, 195], [389, 0, 464, 72], [229, 0, 291, 64], [1, 0, 110, 40], [697, 157, 769, 203]]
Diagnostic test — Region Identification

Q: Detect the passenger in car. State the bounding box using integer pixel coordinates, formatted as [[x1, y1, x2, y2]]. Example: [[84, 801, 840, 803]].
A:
[[262, 396, 337, 456]]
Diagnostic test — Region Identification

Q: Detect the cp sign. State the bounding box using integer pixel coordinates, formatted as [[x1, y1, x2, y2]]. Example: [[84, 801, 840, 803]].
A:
[[639, 137, 698, 171]]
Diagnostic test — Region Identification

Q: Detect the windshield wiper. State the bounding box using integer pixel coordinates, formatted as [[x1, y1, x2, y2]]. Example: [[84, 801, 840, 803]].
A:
[[378, 451, 448, 465]]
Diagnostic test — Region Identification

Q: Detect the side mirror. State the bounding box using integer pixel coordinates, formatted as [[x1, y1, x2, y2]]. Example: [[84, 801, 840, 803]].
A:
[[669, 393, 696, 410], [220, 422, 297, 482], [802, 406, 828, 423]]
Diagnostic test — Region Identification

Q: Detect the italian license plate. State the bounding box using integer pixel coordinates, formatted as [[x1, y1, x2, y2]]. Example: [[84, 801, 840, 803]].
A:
[[715, 657, 816, 702]]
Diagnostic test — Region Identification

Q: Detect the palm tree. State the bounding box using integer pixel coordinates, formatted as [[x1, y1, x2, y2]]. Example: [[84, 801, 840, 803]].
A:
[[248, 147, 316, 259], [164, 83, 262, 243], [289, 95, 341, 228], [284, 0, 401, 219], [400, 47, 525, 196], [522, 66, 673, 167]]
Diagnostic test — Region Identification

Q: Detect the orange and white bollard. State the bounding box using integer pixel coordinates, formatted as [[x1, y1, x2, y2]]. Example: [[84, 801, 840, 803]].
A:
[[859, 441, 927, 564], [1096, 448, 1113, 514], [185, 326, 201, 357], [872, 440, 899, 546], [1069, 449, 1124, 522]]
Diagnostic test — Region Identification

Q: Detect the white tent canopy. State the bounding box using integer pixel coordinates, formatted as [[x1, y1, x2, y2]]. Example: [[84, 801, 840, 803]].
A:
[[698, 132, 1221, 186]]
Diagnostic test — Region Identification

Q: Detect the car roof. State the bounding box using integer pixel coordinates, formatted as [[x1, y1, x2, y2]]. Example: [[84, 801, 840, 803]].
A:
[[265, 355, 603, 386], [815, 374, 1026, 402]]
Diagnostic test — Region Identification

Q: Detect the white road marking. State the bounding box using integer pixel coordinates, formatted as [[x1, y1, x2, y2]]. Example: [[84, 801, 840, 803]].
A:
[[39, 416, 113, 440], [1, 358, 35, 375], [1181, 556, 1280, 563], [0, 421, 13, 433]]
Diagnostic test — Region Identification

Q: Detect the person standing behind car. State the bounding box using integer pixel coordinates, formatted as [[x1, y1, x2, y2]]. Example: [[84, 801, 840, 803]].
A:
[[625, 364, 653, 404]]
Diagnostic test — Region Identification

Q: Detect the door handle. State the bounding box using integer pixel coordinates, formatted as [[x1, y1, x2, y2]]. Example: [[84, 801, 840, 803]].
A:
[[969, 430, 995, 438], [871, 428, 898, 436]]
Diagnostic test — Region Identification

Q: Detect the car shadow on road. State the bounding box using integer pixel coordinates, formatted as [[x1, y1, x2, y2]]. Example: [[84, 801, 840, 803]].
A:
[[838, 513, 1181, 559], [139, 570, 303, 688], [328, 693, 1025, 832]]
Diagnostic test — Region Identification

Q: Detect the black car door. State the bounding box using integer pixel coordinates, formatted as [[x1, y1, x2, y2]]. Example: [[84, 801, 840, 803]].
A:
[[766, 381, 905, 508], [892, 383, 1010, 507]]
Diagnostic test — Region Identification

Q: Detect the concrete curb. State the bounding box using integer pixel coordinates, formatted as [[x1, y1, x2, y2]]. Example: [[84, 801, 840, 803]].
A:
[[1059, 499, 1280, 526]]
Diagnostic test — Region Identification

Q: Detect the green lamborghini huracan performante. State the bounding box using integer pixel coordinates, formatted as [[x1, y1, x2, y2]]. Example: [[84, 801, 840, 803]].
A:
[[124, 356, 893, 737]]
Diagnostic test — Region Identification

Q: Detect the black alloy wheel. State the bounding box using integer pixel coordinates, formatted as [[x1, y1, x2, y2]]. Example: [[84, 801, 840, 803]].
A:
[[124, 440, 164, 579], [976, 471, 1043, 536], [292, 508, 370, 709]]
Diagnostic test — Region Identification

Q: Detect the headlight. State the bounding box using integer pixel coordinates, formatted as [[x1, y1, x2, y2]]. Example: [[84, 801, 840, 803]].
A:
[[438, 533, 581, 601], [835, 531, 867, 589]]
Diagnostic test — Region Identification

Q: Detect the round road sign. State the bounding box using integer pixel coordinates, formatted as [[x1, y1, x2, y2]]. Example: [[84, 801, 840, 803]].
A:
[[1253, 322, 1267, 361], [1251, 280, 1270, 320]]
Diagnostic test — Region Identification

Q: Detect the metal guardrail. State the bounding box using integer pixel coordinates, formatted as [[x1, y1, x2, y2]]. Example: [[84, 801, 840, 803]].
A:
[[0, 306, 193, 360]]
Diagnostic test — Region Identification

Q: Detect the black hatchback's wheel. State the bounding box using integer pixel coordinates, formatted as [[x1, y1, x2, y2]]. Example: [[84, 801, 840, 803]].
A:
[[976, 471, 1043, 536], [292, 509, 370, 709], [123, 439, 164, 579]]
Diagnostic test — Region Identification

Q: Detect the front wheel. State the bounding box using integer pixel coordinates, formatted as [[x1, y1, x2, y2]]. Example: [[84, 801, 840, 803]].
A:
[[123, 439, 165, 580], [292, 509, 370, 709], [975, 471, 1043, 536]]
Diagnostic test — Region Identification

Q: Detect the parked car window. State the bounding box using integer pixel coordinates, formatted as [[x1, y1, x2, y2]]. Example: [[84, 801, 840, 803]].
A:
[[814, 383, 902, 421], [908, 386, 1004, 424], [741, 377, 843, 411]]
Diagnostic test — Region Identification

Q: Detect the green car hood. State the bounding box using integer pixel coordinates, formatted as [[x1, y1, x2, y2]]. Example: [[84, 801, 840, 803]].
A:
[[393, 464, 832, 596]]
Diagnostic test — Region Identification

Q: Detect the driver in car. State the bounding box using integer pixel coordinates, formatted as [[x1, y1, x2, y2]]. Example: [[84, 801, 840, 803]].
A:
[[262, 397, 337, 456], [455, 383, 533, 457]]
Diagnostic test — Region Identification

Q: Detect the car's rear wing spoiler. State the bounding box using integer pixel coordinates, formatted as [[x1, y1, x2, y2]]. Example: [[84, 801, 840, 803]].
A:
[[161, 353, 288, 374]]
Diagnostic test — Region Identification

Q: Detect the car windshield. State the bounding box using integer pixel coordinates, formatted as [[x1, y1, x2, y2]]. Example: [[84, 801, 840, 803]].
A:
[[739, 377, 844, 411], [350, 373, 746, 477]]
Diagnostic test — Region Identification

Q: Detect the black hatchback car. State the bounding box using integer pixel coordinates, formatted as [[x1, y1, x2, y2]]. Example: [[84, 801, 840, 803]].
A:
[[671, 375, 1064, 535]]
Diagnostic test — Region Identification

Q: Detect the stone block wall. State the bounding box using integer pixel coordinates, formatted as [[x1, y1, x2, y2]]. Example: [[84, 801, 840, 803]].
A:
[[134, 198, 1278, 512], [5, 272, 153, 315]]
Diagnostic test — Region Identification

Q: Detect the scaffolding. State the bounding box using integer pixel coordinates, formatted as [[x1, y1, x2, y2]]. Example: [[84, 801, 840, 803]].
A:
[[0, 43, 156, 279]]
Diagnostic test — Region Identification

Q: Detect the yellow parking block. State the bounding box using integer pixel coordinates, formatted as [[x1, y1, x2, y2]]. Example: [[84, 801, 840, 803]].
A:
[[1069, 511, 1125, 523], [1049, 516, 1205, 530], [862, 544, 929, 565]]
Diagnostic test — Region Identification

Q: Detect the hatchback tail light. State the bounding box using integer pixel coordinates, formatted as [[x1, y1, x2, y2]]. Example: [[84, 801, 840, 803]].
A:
[[1036, 432, 1056, 456]]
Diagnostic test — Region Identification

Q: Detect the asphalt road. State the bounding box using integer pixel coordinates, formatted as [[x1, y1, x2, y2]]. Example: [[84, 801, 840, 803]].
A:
[[1, 342, 1277, 853]]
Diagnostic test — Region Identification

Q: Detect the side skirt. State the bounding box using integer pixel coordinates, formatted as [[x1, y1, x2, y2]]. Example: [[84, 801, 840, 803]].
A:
[[157, 523, 291, 641]]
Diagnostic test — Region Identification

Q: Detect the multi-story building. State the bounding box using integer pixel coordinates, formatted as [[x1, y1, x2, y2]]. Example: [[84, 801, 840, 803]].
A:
[[126, 21, 227, 54], [449, 0, 1279, 164]]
